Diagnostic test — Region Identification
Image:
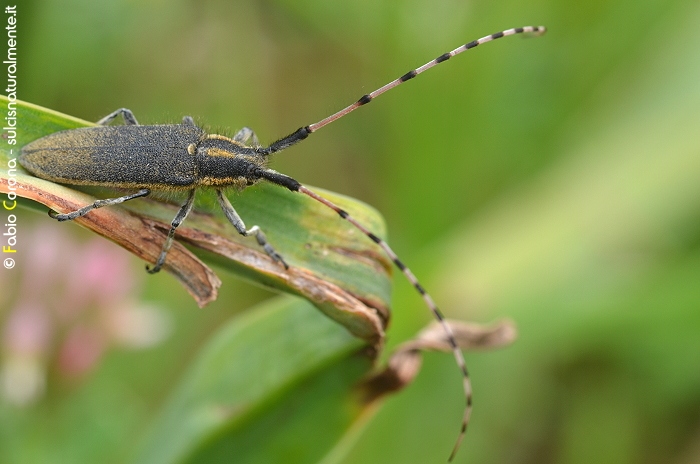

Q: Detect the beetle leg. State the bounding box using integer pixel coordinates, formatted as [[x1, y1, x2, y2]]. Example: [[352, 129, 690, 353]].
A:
[[233, 127, 260, 147], [49, 188, 151, 221], [215, 189, 288, 269], [146, 189, 196, 274], [96, 108, 140, 126]]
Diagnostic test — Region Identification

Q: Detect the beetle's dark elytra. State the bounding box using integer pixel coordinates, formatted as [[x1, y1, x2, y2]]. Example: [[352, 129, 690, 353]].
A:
[[19, 124, 266, 190]]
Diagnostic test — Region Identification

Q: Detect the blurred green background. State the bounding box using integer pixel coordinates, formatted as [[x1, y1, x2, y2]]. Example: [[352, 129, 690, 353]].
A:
[[3, 0, 700, 463]]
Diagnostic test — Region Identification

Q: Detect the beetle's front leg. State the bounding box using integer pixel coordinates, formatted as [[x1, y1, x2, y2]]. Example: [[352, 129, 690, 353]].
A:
[[215, 189, 288, 269], [233, 127, 260, 147]]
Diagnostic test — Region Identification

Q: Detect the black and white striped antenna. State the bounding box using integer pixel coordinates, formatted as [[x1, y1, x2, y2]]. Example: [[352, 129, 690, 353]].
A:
[[255, 25, 546, 461]]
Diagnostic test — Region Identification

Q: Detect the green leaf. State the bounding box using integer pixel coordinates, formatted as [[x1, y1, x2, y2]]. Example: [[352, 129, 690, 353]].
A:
[[133, 295, 374, 464], [0, 96, 391, 343]]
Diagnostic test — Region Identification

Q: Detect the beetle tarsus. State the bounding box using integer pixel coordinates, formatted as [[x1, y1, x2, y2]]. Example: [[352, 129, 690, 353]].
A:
[[145, 263, 162, 274]]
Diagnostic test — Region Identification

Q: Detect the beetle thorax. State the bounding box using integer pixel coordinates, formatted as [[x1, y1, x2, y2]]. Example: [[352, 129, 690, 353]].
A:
[[195, 134, 267, 188]]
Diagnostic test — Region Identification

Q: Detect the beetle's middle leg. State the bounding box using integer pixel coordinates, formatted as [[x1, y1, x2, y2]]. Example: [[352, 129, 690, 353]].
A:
[[146, 189, 196, 274], [96, 108, 140, 126], [49, 188, 151, 221], [216, 189, 288, 269]]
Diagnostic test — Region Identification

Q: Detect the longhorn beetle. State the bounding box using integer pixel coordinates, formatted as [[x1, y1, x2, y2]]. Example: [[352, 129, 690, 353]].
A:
[[20, 26, 546, 460]]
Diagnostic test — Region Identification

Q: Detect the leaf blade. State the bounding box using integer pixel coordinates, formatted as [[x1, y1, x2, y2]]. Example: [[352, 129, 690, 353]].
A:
[[1, 96, 392, 342], [132, 296, 373, 464]]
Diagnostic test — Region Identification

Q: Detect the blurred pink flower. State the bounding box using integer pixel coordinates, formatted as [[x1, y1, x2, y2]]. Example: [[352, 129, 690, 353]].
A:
[[1, 222, 171, 406]]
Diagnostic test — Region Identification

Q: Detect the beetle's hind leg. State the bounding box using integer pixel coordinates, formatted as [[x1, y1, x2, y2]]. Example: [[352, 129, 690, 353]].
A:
[[216, 189, 288, 269], [49, 188, 151, 221], [96, 108, 140, 126], [146, 189, 196, 274], [233, 127, 260, 147]]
